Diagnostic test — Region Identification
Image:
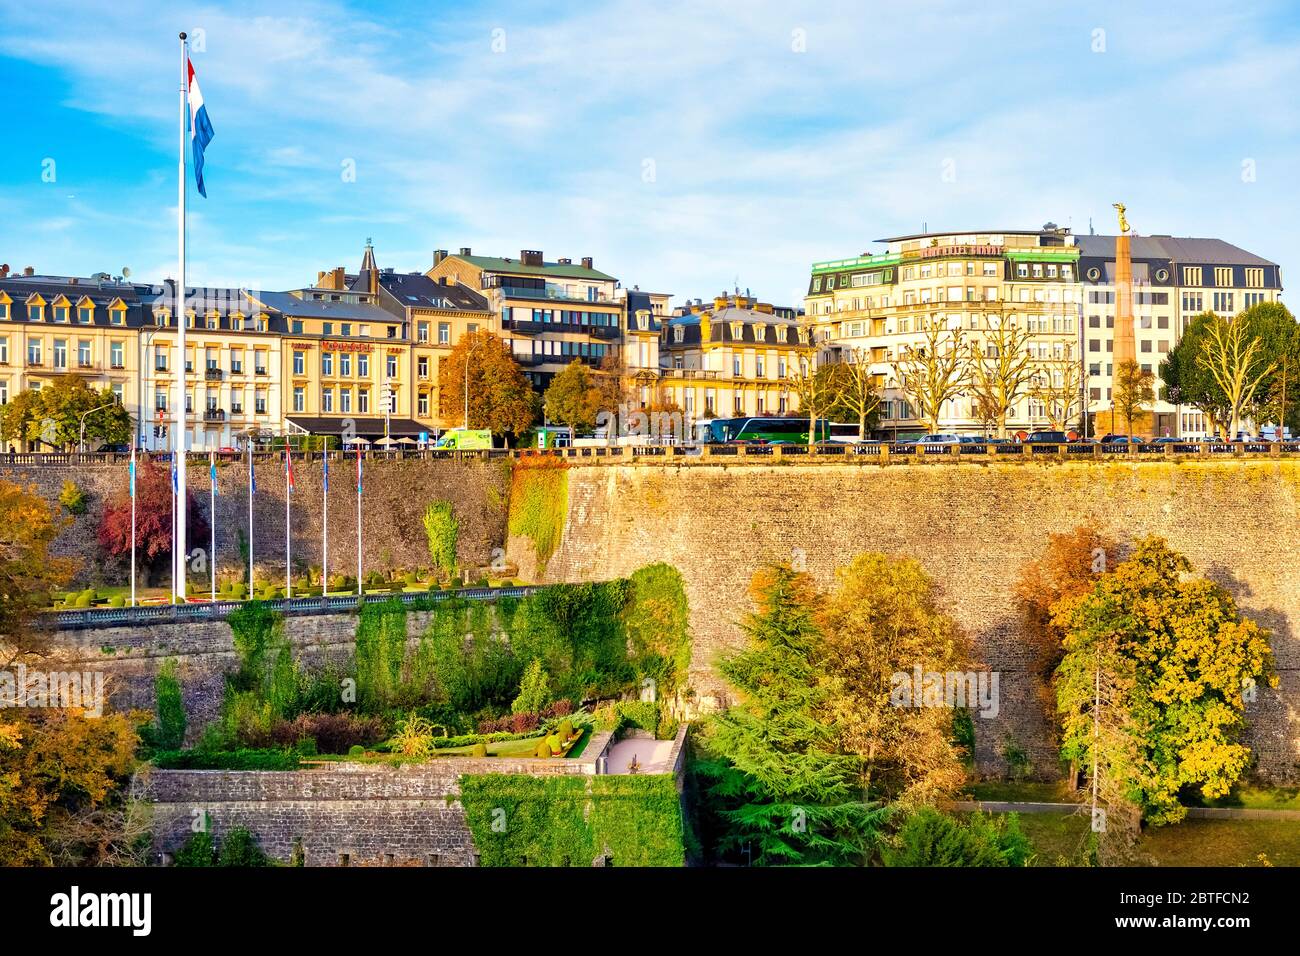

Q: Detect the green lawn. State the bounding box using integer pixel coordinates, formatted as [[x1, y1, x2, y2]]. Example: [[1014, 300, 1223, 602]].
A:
[[963, 780, 1080, 803], [974, 812, 1300, 866]]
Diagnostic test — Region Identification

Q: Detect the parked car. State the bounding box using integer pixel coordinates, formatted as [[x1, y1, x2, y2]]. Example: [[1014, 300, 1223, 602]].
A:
[[916, 434, 963, 445], [95, 443, 131, 454], [1098, 434, 1144, 445], [1025, 430, 1069, 443], [1152, 436, 1182, 444]]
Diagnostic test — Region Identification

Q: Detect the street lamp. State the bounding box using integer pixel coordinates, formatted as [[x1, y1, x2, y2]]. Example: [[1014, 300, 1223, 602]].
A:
[[463, 335, 486, 430], [78, 402, 116, 453]]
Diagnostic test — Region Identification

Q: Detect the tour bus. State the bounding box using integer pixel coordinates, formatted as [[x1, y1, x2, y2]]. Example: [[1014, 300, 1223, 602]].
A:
[[701, 417, 834, 444]]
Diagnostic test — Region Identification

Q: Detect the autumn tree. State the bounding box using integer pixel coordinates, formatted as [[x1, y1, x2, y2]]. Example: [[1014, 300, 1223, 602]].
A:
[[1029, 348, 1084, 431], [1014, 526, 1116, 760], [0, 709, 145, 865], [891, 321, 968, 435], [787, 361, 841, 446], [824, 349, 881, 440], [816, 553, 971, 806], [1110, 360, 1154, 435], [437, 330, 537, 439], [966, 320, 1037, 439], [1052, 537, 1276, 832], [0, 376, 131, 450], [0, 481, 75, 670], [1198, 312, 1277, 439], [543, 360, 604, 431], [1241, 302, 1300, 437], [694, 564, 882, 865], [1160, 312, 1231, 437], [97, 457, 210, 585]]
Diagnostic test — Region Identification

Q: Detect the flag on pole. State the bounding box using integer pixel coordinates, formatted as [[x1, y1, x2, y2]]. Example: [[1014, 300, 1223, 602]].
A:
[[249, 447, 256, 494], [323, 455, 329, 492], [186, 57, 215, 197], [209, 452, 218, 494], [129, 448, 137, 498], [172, 456, 179, 496], [356, 445, 362, 494], [285, 449, 295, 492]]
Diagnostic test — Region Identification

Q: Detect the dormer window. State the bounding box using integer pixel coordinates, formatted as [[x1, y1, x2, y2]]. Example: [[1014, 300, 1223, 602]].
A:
[[672, 325, 684, 343], [54, 305, 69, 322], [28, 304, 42, 322], [730, 321, 744, 340], [78, 306, 93, 324], [752, 323, 766, 342]]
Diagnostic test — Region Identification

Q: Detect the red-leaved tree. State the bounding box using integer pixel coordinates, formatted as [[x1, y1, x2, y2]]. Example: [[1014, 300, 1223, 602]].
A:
[[98, 458, 210, 584]]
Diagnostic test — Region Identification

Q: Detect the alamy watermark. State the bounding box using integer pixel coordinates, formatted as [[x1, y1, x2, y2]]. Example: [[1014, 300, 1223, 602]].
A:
[[1, 666, 105, 717], [890, 665, 999, 718]]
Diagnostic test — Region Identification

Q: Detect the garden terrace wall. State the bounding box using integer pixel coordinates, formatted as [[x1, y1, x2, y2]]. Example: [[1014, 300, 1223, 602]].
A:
[[1, 455, 510, 587], [138, 738, 620, 867], [528, 458, 1300, 781], [45, 604, 510, 739]]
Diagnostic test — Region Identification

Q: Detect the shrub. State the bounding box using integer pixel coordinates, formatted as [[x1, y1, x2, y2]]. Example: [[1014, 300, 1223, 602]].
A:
[[74, 591, 93, 608], [881, 808, 1032, 867], [108, 594, 125, 608], [230, 582, 248, 600], [511, 659, 552, 715], [296, 735, 318, 756], [328, 574, 347, 592], [217, 828, 269, 867], [174, 829, 216, 867], [422, 501, 458, 578], [473, 577, 490, 589], [153, 748, 302, 770], [347, 744, 365, 758], [390, 714, 436, 757], [557, 718, 574, 740], [59, 479, 87, 515], [293, 576, 310, 593], [403, 570, 419, 587], [546, 733, 563, 755], [469, 742, 488, 758], [265, 713, 386, 754], [534, 738, 551, 758]]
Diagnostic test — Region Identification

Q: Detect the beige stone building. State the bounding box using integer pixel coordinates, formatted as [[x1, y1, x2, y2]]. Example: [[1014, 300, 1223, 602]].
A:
[[660, 294, 815, 420], [805, 226, 1084, 437]]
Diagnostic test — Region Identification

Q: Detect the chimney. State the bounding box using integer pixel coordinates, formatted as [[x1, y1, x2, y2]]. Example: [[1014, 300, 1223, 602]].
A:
[[23, 266, 34, 276], [459, 247, 472, 256], [581, 257, 593, 270], [756, 302, 774, 314], [713, 295, 729, 310], [334, 267, 345, 288], [68, 276, 78, 285], [433, 249, 448, 266], [557, 257, 572, 265], [521, 250, 543, 267]]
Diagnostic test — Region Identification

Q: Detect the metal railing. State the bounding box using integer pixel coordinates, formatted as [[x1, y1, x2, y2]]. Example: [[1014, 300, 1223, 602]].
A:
[[51, 584, 540, 630], [7, 442, 1300, 469]]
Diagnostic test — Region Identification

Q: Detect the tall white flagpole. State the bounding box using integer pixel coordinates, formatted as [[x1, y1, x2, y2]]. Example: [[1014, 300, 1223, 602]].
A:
[[210, 451, 216, 602], [285, 448, 292, 598], [130, 446, 137, 607], [175, 31, 189, 603], [356, 446, 363, 597], [322, 453, 328, 598], [248, 443, 254, 598]]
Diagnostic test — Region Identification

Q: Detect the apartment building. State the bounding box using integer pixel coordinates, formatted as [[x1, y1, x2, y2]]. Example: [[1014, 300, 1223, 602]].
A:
[[615, 287, 670, 408], [1077, 235, 1284, 437], [805, 226, 1084, 437], [138, 282, 285, 451], [661, 293, 814, 419], [0, 271, 144, 447], [427, 248, 622, 391]]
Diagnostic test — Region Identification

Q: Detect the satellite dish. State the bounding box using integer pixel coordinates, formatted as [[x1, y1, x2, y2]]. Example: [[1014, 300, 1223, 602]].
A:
[[122, 266, 132, 278]]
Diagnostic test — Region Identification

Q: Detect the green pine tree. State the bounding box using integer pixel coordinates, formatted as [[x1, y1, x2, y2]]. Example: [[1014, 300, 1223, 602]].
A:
[[696, 564, 885, 865]]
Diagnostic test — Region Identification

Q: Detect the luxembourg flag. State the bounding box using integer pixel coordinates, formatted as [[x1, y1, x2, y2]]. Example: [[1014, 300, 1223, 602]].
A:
[[285, 449, 295, 493], [187, 57, 214, 198]]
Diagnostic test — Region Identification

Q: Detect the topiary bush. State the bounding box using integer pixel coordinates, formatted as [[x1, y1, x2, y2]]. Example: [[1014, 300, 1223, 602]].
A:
[[348, 744, 365, 758], [469, 742, 488, 758], [534, 738, 551, 758]]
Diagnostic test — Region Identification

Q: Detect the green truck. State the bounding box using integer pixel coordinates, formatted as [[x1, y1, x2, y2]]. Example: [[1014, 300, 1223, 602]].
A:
[[434, 428, 493, 450]]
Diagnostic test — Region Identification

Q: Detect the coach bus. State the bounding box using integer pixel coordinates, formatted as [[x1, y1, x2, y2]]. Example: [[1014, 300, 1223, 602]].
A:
[[700, 417, 835, 444]]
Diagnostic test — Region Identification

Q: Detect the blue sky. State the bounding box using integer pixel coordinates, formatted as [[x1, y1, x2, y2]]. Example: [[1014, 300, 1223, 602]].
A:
[[2, 0, 1298, 308]]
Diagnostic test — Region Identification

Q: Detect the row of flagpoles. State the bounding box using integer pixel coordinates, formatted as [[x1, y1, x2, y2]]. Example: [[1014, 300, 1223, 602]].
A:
[[129, 446, 366, 605]]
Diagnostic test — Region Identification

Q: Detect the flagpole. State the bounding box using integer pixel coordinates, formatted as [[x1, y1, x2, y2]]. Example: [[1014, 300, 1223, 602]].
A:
[[247, 442, 254, 598], [285, 448, 292, 598], [175, 31, 189, 604], [356, 446, 363, 597], [210, 451, 216, 602], [130, 447, 137, 607], [322, 452, 328, 599]]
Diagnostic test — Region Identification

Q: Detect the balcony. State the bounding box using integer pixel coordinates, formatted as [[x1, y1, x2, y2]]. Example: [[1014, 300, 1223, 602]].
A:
[[205, 367, 223, 381], [662, 368, 721, 380], [203, 408, 226, 422], [494, 284, 613, 305]]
